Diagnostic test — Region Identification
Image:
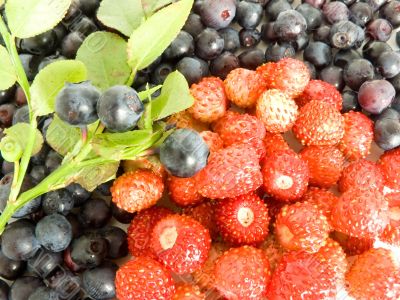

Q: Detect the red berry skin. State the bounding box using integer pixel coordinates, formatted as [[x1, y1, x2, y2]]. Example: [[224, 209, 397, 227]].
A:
[[215, 193, 270, 246], [300, 145, 345, 188], [127, 206, 172, 258], [167, 176, 204, 207], [259, 235, 287, 273], [331, 189, 390, 239], [224, 68, 266, 108], [115, 256, 175, 300], [262, 150, 309, 202], [302, 187, 338, 220], [111, 170, 164, 213], [275, 201, 330, 253], [379, 148, 400, 190], [263, 132, 291, 157], [150, 215, 211, 275], [315, 238, 347, 280], [214, 246, 271, 300], [346, 248, 400, 300], [173, 283, 205, 300], [339, 111, 374, 161], [293, 100, 345, 146], [331, 231, 373, 256], [189, 77, 228, 123], [182, 201, 219, 240], [199, 130, 224, 153], [338, 159, 385, 193], [195, 143, 263, 199], [296, 79, 342, 111], [167, 110, 209, 132]]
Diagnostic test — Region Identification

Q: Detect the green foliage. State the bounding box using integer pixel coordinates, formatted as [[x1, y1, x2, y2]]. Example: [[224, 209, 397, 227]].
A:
[[0, 45, 17, 90]]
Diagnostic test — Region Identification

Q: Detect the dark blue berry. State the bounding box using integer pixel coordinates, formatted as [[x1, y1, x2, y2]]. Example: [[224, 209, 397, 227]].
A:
[[82, 263, 117, 299], [163, 31, 194, 60], [265, 42, 296, 62], [238, 48, 266, 70], [151, 62, 174, 85], [73, 16, 98, 37], [265, 0, 292, 21], [358, 80, 396, 114], [374, 108, 400, 150], [29, 166, 47, 186], [380, 1, 400, 28], [0, 280, 8, 300], [17, 30, 57, 56], [377, 51, 400, 79], [94, 180, 113, 197], [288, 32, 310, 51], [199, 0, 236, 29], [12, 105, 29, 125], [273, 10, 307, 41], [2, 161, 13, 176], [66, 183, 91, 207], [329, 20, 364, 49], [210, 51, 239, 79], [110, 202, 135, 224], [14, 85, 28, 106], [35, 214, 72, 252], [296, 3, 323, 31], [389, 74, 400, 93], [45, 150, 62, 172], [28, 287, 59, 300], [349, 2, 373, 27], [0, 85, 16, 105], [60, 32, 84, 59], [362, 41, 392, 63], [38, 54, 66, 71], [237, 1, 263, 29], [343, 58, 375, 91], [322, 1, 349, 24], [319, 65, 345, 91], [19, 54, 40, 81], [8, 276, 43, 300], [47, 268, 81, 299], [0, 247, 26, 280], [239, 28, 261, 47], [304, 61, 317, 79], [66, 213, 83, 239], [303, 41, 332, 69], [366, 0, 388, 11], [176, 56, 209, 86], [195, 28, 225, 60], [78, 198, 111, 229], [0, 104, 16, 127], [31, 144, 50, 166], [27, 248, 63, 278], [42, 189, 74, 216], [366, 19, 393, 42], [341, 90, 360, 113], [219, 27, 240, 52], [12, 176, 42, 218], [261, 22, 278, 42], [183, 13, 205, 38], [99, 226, 128, 259], [70, 232, 108, 268]]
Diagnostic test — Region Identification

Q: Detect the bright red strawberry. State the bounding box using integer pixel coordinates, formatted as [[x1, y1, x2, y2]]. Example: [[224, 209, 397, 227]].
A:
[[338, 159, 385, 193], [380, 207, 400, 246], [215, 193, 270, 246], [224, 68, 266, 108], [300, 145, 345, 188], [346, 248, 400, 300], [167, 110, 209, 132], [275, 201, 330, 253], [293, 100, 345, 146], [214, 246, 271, 299], [115, 256, 175, 300], [173, 283, 205, 300], [296, 79, 342, 111], [257, 58, 310, 98], [195, 143, 263, 199], [256, 89, 299, 133], [302, 187, 338, 219], [379, 148, 400, 190], [111, 170, 164, 213], [259, 235, 287, 272], [182, 201, 219, 240], [386, 190, 400, 207], [265, 197, 286, 225], [267, 250, 338, 300], [339, 111, 374, 161], [331, 231, 373, 256], [315, 238, 347, 280], [150, 214, 211, 274], [127, 206, 172, 257], [122, 155, 167, 179], [262, 150, 309, 201], [263, 132, 291, 157], [331, 189, 390, 239], [167, 176, 204, 207], [188, 77, 228, 123], [199, 130, 223, 153]]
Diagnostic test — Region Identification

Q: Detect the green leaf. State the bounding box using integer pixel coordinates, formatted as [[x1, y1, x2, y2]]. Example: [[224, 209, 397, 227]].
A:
[[76, 32, 131, 91], [141, 0, 173, 17], [30, 60, 87, 116], [0, 0, 4, 6], [138, 84, 155, 130], [72, 161, 119, 191], [0, 45, 17, 90], [138, 85, 162, 101], [46, 116, 81, 156], [151, 71, 194, 120], [5, 0, 72, 38], [3, 123, 43, 156], [97, 0, 144, 37], [127, 0, 193, 71]]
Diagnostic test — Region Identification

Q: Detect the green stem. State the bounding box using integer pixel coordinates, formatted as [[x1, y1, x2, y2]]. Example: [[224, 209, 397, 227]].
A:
[[8, 160, 19, 202], [126, 68, 137, 87]]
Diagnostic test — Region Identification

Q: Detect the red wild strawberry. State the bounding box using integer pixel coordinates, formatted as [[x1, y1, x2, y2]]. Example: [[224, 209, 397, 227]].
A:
[[173, 283, 205, 300], [167, 176, 204, 207], [265, 197, 286, 225], [262, 150, 309, 202], [331, 231, 373, 256], [346, 248, 400, 300], [331, 189, 390, 239], [296, 79, 342, 111], [195, 143, 263, 199], [263, 132, 291, 157], [224, 68, 266, 108], [300, 145, 345, 188], [339, 111, 374, 161], [127, 206, 172, 257], [257, 58, 310, 98], [199, 131, 223, 153], [259, 235, 287, 272], [122, 155, 167, 179], [215, 193, 270, 246], [302, 187, 338, 219], [182, 201, 219, 240], [293, 100, 345, 146], [256, 89, 299, 133], [167, 110, 209, 132], [338, 159, 385, 192], [150, 215, 211, 274], [386, 190, 400, 207], [115, 256, 175, 300], [275, 201, 330, 253], [214, 246, 271, 299], [315, 238, 347, 280], [189, 77, 228, 123], [380, 206, 400, 246], [111, 170, 164, 213], [379, 148, 400, 190]]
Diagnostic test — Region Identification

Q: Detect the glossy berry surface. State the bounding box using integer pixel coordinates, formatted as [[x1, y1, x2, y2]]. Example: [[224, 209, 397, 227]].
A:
[[199, 0, 236, 29], [35, 213, 72, 252], [82, 264, 117, 300]]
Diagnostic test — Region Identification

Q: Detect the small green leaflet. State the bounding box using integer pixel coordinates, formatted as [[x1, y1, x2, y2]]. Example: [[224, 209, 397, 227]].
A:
[[5, 0, 71, 38], [0, 45, 16, 90], [76, 32, 131, 91], [141, 0, 173, 17], [138, 85, 162, 101], [30, 60, 87, 117], [3, 123, 44, 156], [71, 161, 119, 191], [97, 0, 145, 37], [151, 71, 194, 120], [46, 116, 81, 156], [127, 0, 193, 71]]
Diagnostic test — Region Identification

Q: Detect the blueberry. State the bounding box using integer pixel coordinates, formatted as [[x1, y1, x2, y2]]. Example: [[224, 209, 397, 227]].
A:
[[70, 232, 108, 268], [358, 80, 396, 114], [273, 10, 307, 41], [0, 280, 8, 300], [296, 3, 323, 31], [322, 1, 349, 24], [366, 19, 393, 42], [8, 276, 44, 300], [303, 41, 332, 69], [27, 248, 62, 278], [341, 90, 360, 113], [0, 247, 26, 280], [265, 42, 296, 62], [319, 66, 345, 91], [389, 74, 400, 93], [195, 28, 225, 60], [176, 57, 209, 86], [45, 150, 62, 173], [265, 0, 292, 21], [53, 23, 67, 45], [42, 189, 74, 216], [97, 85, 144, 132], [78, 0, 100, 15], [66, 183, 91, 207], [392, 96, 400, 113], [31, 143, 50, 166], [160, 128, 209, 178], [66, 213, 83, 239], [78, 198, 111, 228], [261, 22, 278, 42], [237, 1, 263, 29], [151, 62, 174, 85], [219, 27, 240, 52], [60, 32, 84, 59], [1, 161, 13, 175], [343, 59, 375, 91], [30, 165, 48, 182], [12, 105, 29, 124], [239, 28, 261, 48], [183, 13, 205, 38], [199, 0, 236, 29], [366, 0, 388, 11], [349, 2, 373, 27], [374, 108, 400, 150], [0, 104, 16, 127], [99, 226, 128, 259], [239, 48, 266, 70], [289, 31, 310, 51], [8, 175, 42, 218], [329, 20, 364, 49], [82, 263, 117, 299], [55, 81, 100, 127], [46, 268, 81, 299], [377, 51, 400, 79], [0, 85, 16, 105], [304, 0, 326, 8], [17, 30, 57, 56], [28, 287, 59, 300], [110, 202, 135, 224], [334, 49, 361, 69], [38, 54, 66, 71], [94, 180, 113, 197], [163, 31, 194, 60], [71, 16, 98, 37], [194, 0, 205, 14], [362, 41, 392, 63], [304, 61, 318, 79], [14, 85, 27, 106], [19, 54, 40, 81], [35, 214, 72, 252], [210, 51, 239, 79], [380, 1, 400, 28]]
